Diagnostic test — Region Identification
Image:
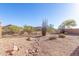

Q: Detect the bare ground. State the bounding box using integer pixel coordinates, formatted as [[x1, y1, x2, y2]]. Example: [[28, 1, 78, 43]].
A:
[[0, 34, 79, 56]]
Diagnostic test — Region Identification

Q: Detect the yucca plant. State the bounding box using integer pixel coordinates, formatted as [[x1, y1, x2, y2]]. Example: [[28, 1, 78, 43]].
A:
[[42, 20, 48, 36]]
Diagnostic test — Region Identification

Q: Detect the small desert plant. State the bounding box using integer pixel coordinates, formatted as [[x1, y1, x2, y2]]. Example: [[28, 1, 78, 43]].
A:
[[42, 20, 48, 36], [23, 25, 34, 41], [26, 37, 31, 41], [47, 24, 55, 34], [48, 36, 57, 40], [59, 34, 65, 38]]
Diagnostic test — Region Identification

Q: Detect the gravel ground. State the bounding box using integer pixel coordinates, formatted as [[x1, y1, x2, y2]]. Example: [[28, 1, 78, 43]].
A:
[[38, 35, 79, 56], [0, 34, 79, 56]]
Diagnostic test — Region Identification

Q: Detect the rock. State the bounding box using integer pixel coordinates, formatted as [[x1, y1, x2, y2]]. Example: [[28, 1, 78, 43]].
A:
[[25, 49, 29, 55], [5, 49, 13, 55], [13, 45, 19, 51]]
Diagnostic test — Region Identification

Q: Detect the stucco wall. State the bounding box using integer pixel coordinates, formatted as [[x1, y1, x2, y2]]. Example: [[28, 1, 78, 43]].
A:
[[64, 29, 79, 35]]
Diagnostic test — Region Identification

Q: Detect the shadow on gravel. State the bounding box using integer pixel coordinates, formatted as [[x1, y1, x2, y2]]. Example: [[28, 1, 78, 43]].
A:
[[70, 46, 79, 56], [32, 36, 42, 38]]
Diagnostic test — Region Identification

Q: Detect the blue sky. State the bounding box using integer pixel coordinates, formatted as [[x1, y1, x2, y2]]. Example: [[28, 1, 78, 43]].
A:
[[0, 3, 79, 28]]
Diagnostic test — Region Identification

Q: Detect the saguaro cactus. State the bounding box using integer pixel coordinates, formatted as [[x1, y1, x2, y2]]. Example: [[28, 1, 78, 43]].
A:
[[42, 20, 48, 36], [0, 22, 2, 38]]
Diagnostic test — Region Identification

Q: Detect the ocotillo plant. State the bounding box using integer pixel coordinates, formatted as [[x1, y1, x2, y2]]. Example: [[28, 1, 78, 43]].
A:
[[42, 20, 48, 36]]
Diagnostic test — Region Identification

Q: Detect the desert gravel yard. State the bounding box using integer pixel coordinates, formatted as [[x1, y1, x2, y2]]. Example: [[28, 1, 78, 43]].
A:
[[0, 34, 79, 56], [38, 35, 79, 56]]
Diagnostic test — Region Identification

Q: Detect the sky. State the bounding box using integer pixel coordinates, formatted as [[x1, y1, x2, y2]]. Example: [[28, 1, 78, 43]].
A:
[[0, 3, 79, 28]]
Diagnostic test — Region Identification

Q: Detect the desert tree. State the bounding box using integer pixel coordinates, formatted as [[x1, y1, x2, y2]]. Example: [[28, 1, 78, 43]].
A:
[[58, 19, 76, 34], [59, 19, 76, 29]]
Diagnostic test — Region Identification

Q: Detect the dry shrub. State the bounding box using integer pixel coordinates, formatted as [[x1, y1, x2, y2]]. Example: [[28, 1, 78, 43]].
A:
[[26, 37, 31, 41], [64, 32, 68, 35], [59, 34, 65, 38], [48, 36, 57, 40]]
